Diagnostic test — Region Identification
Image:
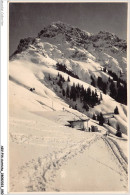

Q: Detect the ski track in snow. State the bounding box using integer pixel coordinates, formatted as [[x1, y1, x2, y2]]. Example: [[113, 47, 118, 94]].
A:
[[101, 137, 128, 190], [10, 133, 128, 192], [102, 137, 128, 174]]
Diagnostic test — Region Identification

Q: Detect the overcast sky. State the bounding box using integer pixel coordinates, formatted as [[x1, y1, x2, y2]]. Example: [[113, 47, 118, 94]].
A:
[[9, 3, 127, 55]]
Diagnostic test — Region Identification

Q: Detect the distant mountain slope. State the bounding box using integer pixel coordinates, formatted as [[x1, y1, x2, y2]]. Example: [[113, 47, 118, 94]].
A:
[[10, 21, 127, 79]]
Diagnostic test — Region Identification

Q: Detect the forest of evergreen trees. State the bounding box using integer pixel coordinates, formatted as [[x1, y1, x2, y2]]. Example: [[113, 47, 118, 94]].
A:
[[56, 62, 127, 105], [91, 73, 127, 105], [49, 72, 101, 112], [104, 69, 127, 105], [56, 63, 79, 79]]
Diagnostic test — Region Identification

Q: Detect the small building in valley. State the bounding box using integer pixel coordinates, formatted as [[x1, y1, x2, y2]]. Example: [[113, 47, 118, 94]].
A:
[[68, 119, 90, 131], [68, 119, 99, 132]]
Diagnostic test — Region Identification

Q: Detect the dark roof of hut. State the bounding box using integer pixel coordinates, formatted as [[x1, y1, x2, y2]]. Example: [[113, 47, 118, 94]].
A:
[[68, 119, 90, 123]]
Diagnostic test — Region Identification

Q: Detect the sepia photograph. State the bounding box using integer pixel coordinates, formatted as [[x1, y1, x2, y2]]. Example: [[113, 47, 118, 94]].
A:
[[9, 2, 128, 193]]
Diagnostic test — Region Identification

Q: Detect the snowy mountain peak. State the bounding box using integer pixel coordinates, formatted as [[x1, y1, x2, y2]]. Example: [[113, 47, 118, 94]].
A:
[[96, 31, 123, 42], [37, 21, 91, 43], [11, 22, 126, 60], [10, 22, 127, 85]]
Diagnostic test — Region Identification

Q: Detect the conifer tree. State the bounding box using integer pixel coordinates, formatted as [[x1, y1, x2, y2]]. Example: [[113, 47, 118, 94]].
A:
[[87, 87, 91, 97], [48, 74, 51, 81], [57, 79, 62, 88], [66, 85, 70, 98], [75, 104, 77, 110], [70, 84, 76, 101], [94, 90, 99, 104], [98, 112, 105, 126], [108, 77, 111, 82], [110, 81, 117, 99], [117, 124, 120, 131], [108, 119, 110, 126], [92, 114, 96, 120], [116, 124, 122, 137], [100, 92, 103, 101], [91, 76, 96, 87], [102, 82, 107, 94], [103, 67, 106, 72], [114, 106, 119, 114], [97, 77, 102, 90], [83, 102, 89, 111], [67, 76, 70, 82], [62, 89, 65, 97]]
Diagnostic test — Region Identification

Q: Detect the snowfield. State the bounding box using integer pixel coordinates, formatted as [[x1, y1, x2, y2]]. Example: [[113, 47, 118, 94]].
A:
[[9, 59, 128, 192], [9, 22, 128, 192]]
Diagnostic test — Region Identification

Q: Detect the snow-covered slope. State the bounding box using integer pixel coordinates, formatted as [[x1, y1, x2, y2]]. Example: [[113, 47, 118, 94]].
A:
[[9, 22, 128, 192]]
